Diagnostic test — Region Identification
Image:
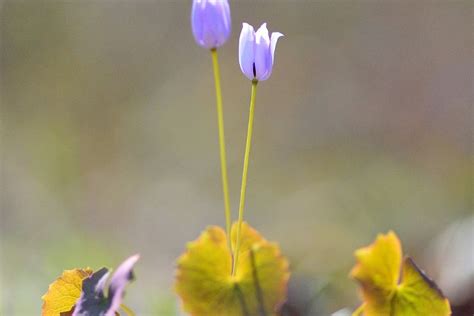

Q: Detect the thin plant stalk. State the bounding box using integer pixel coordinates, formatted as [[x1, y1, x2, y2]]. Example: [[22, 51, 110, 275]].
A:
[[353, 304, 365, 316], [232, 79, 258, 276], [211, 48, 232, 253], [120, 304, 136, 316]]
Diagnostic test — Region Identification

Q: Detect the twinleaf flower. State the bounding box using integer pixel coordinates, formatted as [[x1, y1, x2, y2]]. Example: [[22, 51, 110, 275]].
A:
[[190, 0, 233, 248], [191, 0, 231, 49], [239, 23, 283, 81], [233, 22, 284, 274]]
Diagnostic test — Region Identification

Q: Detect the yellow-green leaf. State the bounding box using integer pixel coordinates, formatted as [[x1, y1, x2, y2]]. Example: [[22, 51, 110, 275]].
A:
[[393, 257, 451, 316], [350, 231, 401, 315], [42, 268, 93, 316], [350, 231, 451, 316], [175, 222, 290, 316]]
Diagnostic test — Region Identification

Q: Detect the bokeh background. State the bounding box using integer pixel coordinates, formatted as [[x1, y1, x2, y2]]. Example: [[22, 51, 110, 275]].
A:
[[1, 0, 472, 315]]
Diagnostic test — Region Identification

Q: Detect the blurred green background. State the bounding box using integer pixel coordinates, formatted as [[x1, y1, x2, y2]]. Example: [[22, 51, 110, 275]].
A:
[[1, 0, 472, 315]]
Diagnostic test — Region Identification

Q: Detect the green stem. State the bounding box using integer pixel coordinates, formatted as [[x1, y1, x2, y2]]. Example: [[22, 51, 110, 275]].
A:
[[120, 304, 136, 316], [232, 80, 258, 276], [210, 48, 232, 254], [352, 304, 365, 316]]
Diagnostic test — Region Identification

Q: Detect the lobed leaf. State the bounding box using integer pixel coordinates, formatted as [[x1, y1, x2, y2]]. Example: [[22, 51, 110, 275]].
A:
[[392, 257, 451, 316], [42, 268, 93, 316], [175, 222, 290, 316], [350, 231, 451, 316]]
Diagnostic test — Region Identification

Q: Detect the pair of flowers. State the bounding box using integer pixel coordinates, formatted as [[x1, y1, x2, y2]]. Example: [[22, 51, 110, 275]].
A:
[[190, 0, 284, 274], [191, 0, 283, 81]]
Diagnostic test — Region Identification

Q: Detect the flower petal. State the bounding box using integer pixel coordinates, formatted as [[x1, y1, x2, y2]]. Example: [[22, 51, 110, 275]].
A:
[[254, 23, 272, 80], [191, 0, 206, 47], [239, 23, 256, 80], [270, 32, 284, 65], [191, 0, 231, 49], [203, 0, 231, 48], [106, 254, 140, 316]]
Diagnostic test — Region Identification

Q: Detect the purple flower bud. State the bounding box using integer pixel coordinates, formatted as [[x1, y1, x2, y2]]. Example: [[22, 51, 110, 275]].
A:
[[191, 0, 231, 49], [239, 23, 283, 81]]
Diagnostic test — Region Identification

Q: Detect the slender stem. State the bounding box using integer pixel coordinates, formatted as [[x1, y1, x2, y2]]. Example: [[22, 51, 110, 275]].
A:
[[120, 304, 136, 316], [352, 304, 365, 316], [210, 48, 232, 253], [232, 80, 258, 276]]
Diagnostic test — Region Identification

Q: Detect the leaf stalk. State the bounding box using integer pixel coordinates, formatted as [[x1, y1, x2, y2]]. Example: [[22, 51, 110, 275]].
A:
[[211, 48, 233, 256], [232, 80, 258, 276]]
